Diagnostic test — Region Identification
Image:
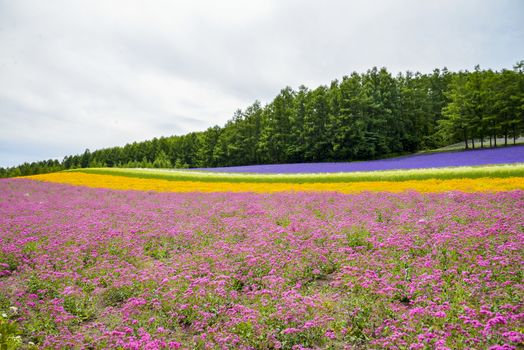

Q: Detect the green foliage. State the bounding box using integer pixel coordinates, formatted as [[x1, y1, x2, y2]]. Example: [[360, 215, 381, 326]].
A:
[[341, 298, 373, 343], [153, 150, 172, 168], [275, 217, 291, 228], [276, 326, 327, 349], [174, 159, 189, 169], [344, 226, 373, 250], [0, 314, 22, 350], [0, 254, 19, 275], [143, 236, 184, 260], [0, 159, 62, 178], [232, 321, 254, 341], [26, 275, 59, 299], [101, 285, 136, 307], [63, 295, 97, 322]]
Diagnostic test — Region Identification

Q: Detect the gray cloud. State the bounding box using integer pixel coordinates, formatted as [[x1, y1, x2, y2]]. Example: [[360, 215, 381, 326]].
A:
[[1, 0, 523, 167]]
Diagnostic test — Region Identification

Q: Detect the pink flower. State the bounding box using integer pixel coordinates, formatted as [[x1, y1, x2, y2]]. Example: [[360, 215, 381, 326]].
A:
[[503, 331, 524, 343], [168, 342, 181, 349], [409, 307, 425, 317], [434, 311, 446, 318], [303, 321, 316, 329], [485, 314, 508, 332], [282, 327, 301, 335], [325, 330, 336, 339]]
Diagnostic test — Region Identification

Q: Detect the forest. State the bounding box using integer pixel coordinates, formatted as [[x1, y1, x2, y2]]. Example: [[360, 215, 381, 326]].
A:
[[1, 62, 523, 178]]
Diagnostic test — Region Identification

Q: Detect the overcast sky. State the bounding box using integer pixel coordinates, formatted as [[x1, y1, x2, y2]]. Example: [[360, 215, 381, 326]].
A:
[[1, 0, 523, 167]]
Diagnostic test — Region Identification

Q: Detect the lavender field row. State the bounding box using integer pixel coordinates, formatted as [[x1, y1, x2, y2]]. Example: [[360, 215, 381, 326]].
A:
[[191, 145, 524, 174]]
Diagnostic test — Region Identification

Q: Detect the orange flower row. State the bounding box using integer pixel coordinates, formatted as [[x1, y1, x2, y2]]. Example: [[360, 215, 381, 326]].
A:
[[26, 172, 524, 193]]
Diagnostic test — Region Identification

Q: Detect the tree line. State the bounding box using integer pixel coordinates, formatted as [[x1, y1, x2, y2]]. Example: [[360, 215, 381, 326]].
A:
[[2, 62, 523, 178]]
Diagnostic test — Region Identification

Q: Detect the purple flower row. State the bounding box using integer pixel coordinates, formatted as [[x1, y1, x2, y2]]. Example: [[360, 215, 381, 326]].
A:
[[193, 145, 524, 173]]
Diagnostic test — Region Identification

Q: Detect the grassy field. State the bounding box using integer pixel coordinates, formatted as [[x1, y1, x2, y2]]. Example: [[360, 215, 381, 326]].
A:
[[69, 163, 524, 183]]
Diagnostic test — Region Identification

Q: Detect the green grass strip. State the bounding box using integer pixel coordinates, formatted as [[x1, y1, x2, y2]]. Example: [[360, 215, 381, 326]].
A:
[[67, 163, 524, 183]]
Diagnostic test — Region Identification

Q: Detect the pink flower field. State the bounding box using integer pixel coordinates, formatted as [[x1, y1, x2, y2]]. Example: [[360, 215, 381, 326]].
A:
[[0, 179, 523, 349]]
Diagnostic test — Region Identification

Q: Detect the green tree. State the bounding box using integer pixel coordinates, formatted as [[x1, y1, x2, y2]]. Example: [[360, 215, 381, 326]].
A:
[[152, 150, 172, 168], [303, 86, 331, 161], [257, 87, 295, 163], [440, 72, 471, 148]]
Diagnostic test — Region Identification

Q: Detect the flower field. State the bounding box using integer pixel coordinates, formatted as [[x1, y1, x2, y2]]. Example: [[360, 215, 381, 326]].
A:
[[24, 171, 524, 193], [192, 145, 524, 173], [1, 167, 524, 349]]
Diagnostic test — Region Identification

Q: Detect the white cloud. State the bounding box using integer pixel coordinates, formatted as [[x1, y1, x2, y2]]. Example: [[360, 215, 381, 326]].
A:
[[0, 0, 523, 167]]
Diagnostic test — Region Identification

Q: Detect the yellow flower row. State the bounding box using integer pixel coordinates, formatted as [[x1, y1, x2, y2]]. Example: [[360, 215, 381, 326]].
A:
[[25, 172, 524, 193]]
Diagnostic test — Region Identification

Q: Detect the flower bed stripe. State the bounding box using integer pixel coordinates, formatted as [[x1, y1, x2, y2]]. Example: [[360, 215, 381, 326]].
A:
[[72, 163, 524, 183], [25, 172, 524, 193]]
